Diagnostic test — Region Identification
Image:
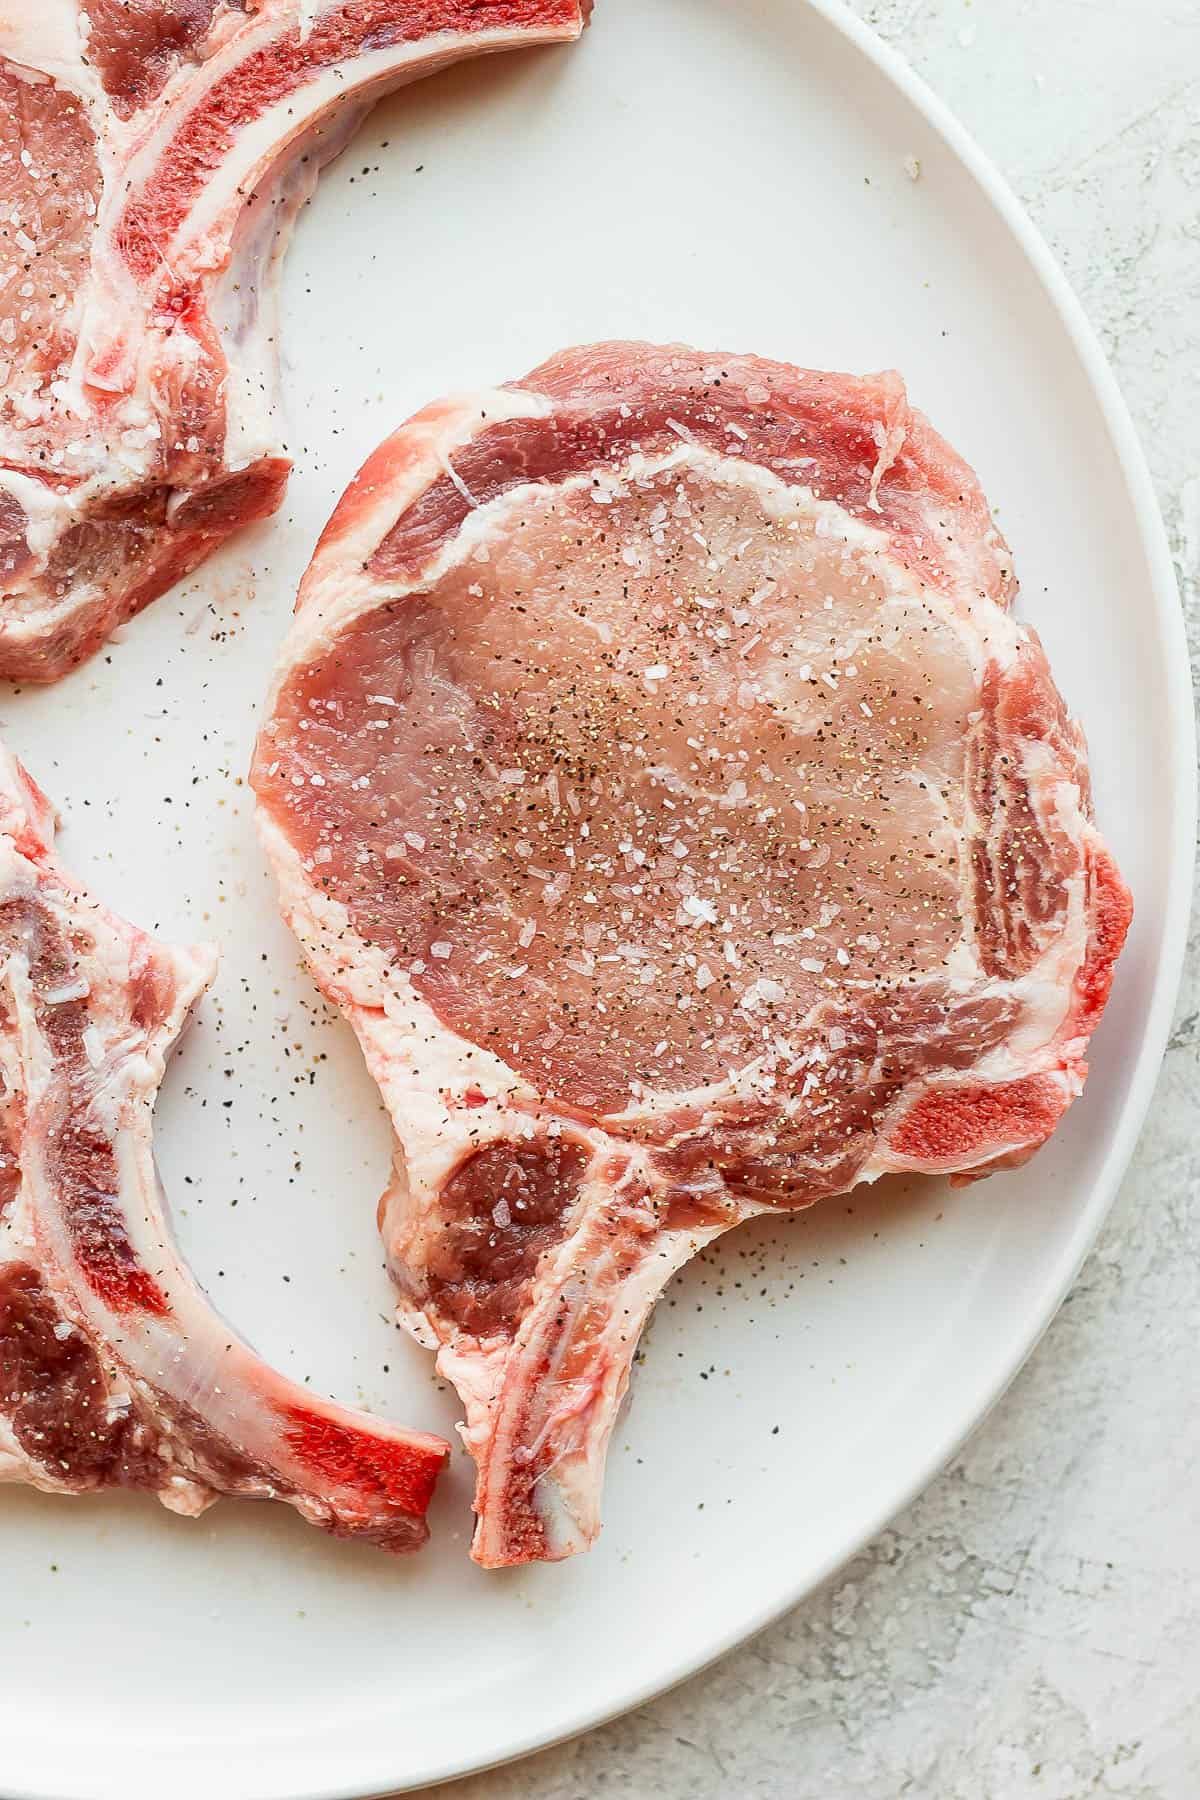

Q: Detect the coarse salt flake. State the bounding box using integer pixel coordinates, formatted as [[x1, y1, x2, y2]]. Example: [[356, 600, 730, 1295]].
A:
[[683, 894, 718, 924]]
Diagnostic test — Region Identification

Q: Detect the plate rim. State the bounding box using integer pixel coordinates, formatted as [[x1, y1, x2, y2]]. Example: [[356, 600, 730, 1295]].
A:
[[4, 1, 1194, 1795]]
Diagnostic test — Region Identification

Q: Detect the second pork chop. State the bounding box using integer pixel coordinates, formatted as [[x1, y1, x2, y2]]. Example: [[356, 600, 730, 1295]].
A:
[[0, 0, 591, 680]]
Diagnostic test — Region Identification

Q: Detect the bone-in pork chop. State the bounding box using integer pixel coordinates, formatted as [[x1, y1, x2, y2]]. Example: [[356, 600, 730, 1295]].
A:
[[0, 745, 448, 1547], [0, 0, 590, 682], [252, 341, 1132, 1566]]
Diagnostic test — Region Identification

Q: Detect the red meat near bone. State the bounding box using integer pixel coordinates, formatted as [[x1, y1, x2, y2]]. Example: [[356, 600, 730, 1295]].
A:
[[252, 341, 1132, 1567], [0, 745, 448, 1546], [0, 0, 591, 681]]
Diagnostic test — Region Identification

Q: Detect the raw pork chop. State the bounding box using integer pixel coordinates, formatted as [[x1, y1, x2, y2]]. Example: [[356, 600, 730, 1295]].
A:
[[0, 745, 448, 1546], [0, 0, 590, 682], [252, 341, 1132, 1566]]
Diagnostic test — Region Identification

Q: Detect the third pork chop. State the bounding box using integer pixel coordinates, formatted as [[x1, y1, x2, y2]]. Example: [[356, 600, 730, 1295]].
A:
[[0, 744, 447, 1546], [252, 341, 1131, 1566]]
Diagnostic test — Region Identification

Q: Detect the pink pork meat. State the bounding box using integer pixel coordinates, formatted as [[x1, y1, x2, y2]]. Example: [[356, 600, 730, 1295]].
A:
[[252, 341, 1132, 1566]]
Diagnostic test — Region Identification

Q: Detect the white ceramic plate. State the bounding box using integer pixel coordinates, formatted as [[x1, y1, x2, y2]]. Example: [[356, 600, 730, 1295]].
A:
[[0, 2, 1192, 1795]]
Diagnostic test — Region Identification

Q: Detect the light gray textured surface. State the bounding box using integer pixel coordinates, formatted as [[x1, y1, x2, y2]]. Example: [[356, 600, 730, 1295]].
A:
[[411, 4, 1200, 1795]]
